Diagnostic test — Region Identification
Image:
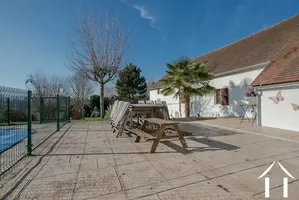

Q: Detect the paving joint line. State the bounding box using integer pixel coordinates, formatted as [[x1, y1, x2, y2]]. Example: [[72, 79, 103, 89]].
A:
[[70, 123, 89, 200], [104, 131, 126, 192]]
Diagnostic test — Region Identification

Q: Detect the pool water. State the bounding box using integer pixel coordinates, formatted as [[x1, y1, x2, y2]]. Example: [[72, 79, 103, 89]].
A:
[[0, 129, 35, 152]]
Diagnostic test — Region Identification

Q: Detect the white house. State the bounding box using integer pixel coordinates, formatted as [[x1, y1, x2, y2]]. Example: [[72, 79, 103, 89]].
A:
[[251, 44, 299, 132], [150, 14, 299, 132], [149, 88, 185, 118]]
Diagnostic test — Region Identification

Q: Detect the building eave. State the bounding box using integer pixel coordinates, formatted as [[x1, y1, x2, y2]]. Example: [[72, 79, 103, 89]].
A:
[[253, 81, 299, 91], [213, 61, 270, 78], [150, 61, 270, 91]]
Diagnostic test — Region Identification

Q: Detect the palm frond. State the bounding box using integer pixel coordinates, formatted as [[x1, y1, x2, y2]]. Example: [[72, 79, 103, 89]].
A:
[[160, 86, 176, 96], [160, 57, 214, 101]]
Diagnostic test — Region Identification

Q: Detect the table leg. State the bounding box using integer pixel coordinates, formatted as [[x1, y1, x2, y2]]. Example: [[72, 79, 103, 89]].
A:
[[140, 120, 146, 131], [135, 118, 147, 143], [150, 125, 165, 153], [117, 111, 129, 138], [173, 124, 188, 148], [135, 135, 141, 143]]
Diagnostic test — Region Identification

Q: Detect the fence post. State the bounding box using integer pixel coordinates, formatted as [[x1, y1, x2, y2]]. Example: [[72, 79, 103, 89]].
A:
[[65, 98, 67, 122], [27, 90, 32, 155], [57, 95, 60, 131], [68, 97, 71, 123], [40, 97, 43, 124], [7, 98, 10, 125]]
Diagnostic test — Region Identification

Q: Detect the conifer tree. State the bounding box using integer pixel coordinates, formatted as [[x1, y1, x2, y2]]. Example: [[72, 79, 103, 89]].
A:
[[116, 63, 147, 102]]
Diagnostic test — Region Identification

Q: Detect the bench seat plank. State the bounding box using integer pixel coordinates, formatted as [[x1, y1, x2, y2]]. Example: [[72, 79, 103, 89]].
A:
[[131, 128, 155, 141]]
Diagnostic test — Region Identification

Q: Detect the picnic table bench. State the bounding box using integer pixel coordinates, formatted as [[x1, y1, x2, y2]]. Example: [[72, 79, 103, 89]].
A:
[[131, 118, 188, 153]]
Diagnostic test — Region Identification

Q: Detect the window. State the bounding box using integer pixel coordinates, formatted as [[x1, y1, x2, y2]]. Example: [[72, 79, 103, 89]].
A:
[[215, 88, 229, 105]]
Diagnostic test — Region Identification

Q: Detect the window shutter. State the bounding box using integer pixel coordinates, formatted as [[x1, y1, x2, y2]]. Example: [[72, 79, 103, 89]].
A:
[[220, 88, 229, 105]]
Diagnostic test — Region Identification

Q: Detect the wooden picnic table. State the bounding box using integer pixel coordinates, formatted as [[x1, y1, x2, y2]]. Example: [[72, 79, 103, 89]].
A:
[[132, 117, 188, 153], [128, 104, 165, 129]]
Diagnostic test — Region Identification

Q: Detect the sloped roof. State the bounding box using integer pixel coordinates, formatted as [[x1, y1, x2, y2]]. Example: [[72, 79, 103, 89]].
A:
[[251, 44, 299, 86], [151, 14, 299, 89]]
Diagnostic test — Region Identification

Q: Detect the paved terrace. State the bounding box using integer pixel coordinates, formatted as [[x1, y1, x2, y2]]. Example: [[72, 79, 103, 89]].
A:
[[1, 120, 299, 200]]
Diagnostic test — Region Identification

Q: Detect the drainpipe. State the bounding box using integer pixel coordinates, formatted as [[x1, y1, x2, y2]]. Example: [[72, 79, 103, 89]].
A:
[[254, 80, 266, 126], [255, 89, 262, 126]]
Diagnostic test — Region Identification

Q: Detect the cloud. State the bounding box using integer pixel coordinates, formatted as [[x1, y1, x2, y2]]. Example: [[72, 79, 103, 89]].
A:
[[120, 0, 161, 31], [132, 5, 160, 30]]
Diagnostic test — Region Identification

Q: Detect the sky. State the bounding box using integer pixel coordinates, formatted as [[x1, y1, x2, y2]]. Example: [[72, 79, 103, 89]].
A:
[[1, 0, 299, 90]]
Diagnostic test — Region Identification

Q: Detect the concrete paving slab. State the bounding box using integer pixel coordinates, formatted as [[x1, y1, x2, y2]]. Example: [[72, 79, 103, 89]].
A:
[[97, 155, 116, 169], [35, 162, 80, 179], [116, 161, 165, 190], [149, 156, 198, 180], [2, 121, 299, 200], [80, 158, 98, 171], [113, 153, 149, 166], [93, 180, 173, 200], [18, 173, 77, 200], [73, 167, 122, 200], [158, 180, 239, 200]]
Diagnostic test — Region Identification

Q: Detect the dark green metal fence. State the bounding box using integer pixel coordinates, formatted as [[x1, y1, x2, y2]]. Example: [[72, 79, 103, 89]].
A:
[[0, 86, 70, 177], [0, 86, 29, 176], [39, 96, 70, 126]]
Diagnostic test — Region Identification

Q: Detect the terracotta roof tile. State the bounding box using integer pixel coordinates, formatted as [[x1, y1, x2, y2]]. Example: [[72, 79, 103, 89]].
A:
[[251, 45, 299, 86]]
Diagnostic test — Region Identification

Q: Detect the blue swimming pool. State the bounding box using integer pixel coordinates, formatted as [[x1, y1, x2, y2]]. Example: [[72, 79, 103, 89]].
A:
[[0, 129, 35, 152]]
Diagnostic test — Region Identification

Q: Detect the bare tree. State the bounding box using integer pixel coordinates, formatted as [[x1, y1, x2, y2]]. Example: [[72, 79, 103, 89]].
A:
[[68, 13, 128, 118], [67, 73, 94, 119], [28, 71, 67, 97], [26, 72, 69, 121]]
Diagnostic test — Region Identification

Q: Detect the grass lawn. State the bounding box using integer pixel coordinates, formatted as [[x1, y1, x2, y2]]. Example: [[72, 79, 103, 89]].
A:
[[71, 117, 107, 122]]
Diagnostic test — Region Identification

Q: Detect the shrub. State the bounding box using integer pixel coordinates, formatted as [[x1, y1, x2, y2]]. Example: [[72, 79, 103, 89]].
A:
[[104, 105, 112, 119]]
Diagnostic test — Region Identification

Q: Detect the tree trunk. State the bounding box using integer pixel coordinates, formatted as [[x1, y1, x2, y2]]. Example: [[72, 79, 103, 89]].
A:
[[100, 84, 105, 118], [81, 105, 85, 119], [178, 88, 182, 118], [184, 95, 190, 118]]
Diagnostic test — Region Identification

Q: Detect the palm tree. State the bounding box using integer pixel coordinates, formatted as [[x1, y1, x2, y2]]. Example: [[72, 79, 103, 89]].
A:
[[160, 57, 215, 117]]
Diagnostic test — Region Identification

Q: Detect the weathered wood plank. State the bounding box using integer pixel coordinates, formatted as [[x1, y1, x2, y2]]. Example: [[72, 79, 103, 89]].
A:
[[145, 118, 179, 125], [131, 128, 155, 142]]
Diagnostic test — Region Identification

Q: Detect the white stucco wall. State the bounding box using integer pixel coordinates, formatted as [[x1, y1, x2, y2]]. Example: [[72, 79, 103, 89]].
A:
[[149, 89, 185, 118], [150, 67, 265, 118], [191, 68, 264, 117], [260, 87, 299, 132]]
